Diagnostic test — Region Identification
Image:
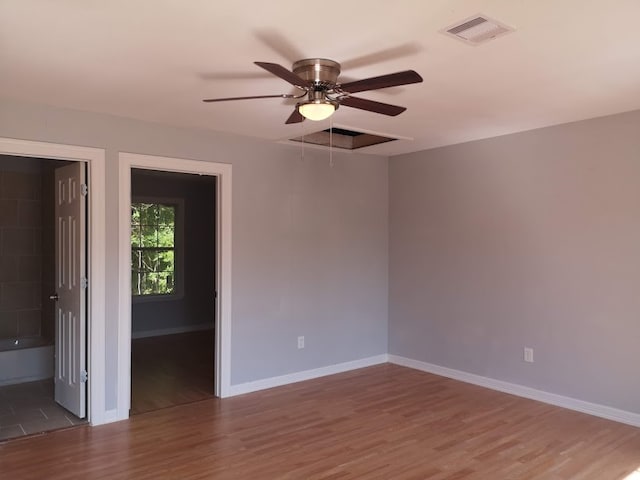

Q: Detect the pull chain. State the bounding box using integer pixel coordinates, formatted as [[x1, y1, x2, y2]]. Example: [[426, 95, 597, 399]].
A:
[[300, 121, 305, 161], [329, 117, 334, 168]]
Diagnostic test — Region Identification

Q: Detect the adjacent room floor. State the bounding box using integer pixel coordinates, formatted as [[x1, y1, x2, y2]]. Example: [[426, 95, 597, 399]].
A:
[[130, 330, 215, 415], [0, 379, 86, 442]]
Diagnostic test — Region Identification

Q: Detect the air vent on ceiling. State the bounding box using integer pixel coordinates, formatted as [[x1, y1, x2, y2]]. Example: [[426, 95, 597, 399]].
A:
[[289, 127, 397, 150], [442, 14, 514, 45]]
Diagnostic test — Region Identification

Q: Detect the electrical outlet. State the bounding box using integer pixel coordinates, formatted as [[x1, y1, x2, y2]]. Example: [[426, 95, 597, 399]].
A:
[[297, 336, 305, 349], [524, 347, 534, 363]]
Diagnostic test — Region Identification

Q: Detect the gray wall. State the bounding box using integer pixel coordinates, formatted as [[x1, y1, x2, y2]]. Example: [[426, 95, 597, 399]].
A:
[[0, 98, 389, 408], [389, 110, 640, 414], [131, 170, 216, 335]]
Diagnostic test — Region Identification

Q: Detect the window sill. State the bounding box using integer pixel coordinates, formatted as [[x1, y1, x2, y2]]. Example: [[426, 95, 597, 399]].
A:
[[132, 292, 184, 304]]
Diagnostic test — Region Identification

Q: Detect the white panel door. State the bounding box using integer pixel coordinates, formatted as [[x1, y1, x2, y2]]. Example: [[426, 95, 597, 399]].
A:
[[54, 162, 87, 418]]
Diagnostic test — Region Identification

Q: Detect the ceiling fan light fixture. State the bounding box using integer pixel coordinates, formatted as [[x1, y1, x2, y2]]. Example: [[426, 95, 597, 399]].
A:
[[298, 100, 338, 121]]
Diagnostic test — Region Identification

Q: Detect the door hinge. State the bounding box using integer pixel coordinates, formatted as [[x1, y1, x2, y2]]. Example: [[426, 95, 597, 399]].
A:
[[81, 277, 88, 289], [81, 370, 88, 383], [81, 183, 88, 196]]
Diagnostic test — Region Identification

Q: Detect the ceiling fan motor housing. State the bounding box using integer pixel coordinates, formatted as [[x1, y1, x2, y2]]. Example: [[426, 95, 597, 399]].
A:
[[292, 58, 341, 89]]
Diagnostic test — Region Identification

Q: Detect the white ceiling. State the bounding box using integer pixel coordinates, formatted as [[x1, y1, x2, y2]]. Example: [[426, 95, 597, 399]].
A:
[[1, 0, 640, 156]]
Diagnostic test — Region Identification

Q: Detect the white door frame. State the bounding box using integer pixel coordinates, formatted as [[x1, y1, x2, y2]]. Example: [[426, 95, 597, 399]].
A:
[[0, 137, 107, 425], [118, 152, 232, 419]]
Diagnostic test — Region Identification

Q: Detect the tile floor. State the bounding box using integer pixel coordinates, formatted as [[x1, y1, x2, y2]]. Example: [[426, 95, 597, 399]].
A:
[[0, 379, 86, 442]]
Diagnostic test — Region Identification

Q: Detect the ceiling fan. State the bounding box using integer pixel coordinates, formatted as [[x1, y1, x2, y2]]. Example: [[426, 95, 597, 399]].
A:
[[203, 58, 423, 124]]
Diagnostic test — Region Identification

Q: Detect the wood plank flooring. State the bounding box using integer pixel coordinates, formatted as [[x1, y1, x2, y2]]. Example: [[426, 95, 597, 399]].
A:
[[130, 330, 215, 415], [1, 364, 639, 479]]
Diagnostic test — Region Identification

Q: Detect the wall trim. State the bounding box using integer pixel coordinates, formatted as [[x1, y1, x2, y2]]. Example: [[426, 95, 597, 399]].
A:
[[0, 137, 107, 427], [131, 324, 213, 339], [388, 355, 640, 428], [228, 354, 389, 397], [118, 152, 232, 422], [0, 375, 52, 387], [94, 408, 120, 426]]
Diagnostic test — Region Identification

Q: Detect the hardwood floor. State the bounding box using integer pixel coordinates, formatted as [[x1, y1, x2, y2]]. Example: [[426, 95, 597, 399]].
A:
[[1, 364, 639, 479], [130, 330, 215, 415]]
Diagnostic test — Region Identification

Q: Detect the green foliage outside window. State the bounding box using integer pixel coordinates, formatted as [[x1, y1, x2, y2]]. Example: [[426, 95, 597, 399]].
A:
[[131, 202, 176, 296]]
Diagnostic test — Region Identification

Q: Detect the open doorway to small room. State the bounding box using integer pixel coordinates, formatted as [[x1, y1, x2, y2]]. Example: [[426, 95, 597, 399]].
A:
[[129, 169, 216, 414], [0, 154, 89, 442]]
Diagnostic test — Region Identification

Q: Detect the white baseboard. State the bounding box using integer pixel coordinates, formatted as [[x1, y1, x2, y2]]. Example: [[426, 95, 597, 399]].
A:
[[388, 355, 640, 428], [131, 323, 213, 339], [227, 354, 389, 397], [0, 374, 52, 387]]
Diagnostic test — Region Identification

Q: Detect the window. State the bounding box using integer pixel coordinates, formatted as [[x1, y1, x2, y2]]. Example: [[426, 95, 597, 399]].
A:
[[131, 200, 182, 298]]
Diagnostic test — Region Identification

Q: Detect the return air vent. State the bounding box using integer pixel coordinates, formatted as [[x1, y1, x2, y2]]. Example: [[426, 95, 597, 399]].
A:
[[289, 127, 397, 150], [442, 14, 514, 45]]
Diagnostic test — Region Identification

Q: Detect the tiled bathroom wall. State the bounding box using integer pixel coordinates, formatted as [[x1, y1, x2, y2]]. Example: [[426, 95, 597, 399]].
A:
[[41, 169, 55, 342], [0, 162, 43, 340]]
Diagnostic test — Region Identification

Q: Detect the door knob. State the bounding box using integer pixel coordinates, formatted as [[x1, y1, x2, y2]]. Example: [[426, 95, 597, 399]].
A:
[[49, 293, 59, 301]]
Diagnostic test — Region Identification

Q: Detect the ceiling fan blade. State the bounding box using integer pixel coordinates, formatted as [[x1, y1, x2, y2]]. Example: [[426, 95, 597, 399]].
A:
[[340, 43, 422, 70], [203, 94, 296, 102], [339, 70, 423, 94], [198, 71, 272, 81], [254, 62, 310, 89], [285, 109, 305, 124], [340, 96, 407, 116], [254, 30, 306, 63]]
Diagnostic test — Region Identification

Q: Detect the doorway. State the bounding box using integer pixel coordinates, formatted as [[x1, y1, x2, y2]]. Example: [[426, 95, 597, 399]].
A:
[[0, 137, 106, 426], [0, 154, 88, 441], [118, 152, 232, 419], [129, 169, 216, 414]]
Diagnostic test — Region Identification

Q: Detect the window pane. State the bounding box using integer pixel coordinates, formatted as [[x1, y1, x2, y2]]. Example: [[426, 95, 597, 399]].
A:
[[131, 225, 142, 248], [131, 205, 141, 226], [140, 225, 158, 247], [157, 226, 174, 248], [158, 205, 174, 225], [164, 273, 174, 292], [132, 270, 142, 296], [154, 271, 173, 295], [138, 203, 157, 226], [131, 249, 141, 269], [141, 272, 157, 295], [140, 250, 159, 272], [157, 250, 174, 272]]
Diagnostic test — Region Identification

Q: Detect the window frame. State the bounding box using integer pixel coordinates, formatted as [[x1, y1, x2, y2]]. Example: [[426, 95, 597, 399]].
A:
[[131, 196, 184, 303]]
